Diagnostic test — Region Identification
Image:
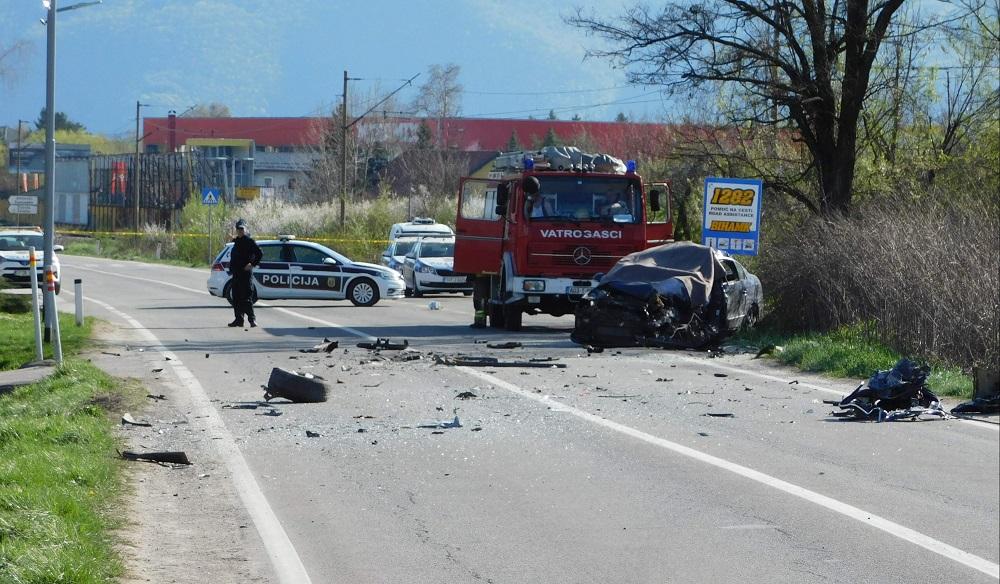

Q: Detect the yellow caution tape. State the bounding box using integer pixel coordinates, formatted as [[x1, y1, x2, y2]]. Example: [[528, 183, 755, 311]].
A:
[[56, 229, 389, 244]]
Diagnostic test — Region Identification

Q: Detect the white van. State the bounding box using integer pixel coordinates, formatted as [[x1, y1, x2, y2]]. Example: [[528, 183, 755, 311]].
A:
[[387, 217, 454, 241]]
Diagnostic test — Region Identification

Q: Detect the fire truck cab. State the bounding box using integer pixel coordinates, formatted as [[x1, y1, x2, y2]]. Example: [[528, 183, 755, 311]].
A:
[[454, 148, 672, 331]]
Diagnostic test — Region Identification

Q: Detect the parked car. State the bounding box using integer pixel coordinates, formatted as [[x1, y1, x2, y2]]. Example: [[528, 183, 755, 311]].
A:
[[400, 237, 472, 297], [387, 217, 454, 241], [0, 226, 62, 294], [571, 241, 762, 349], [207, 236, 405, 307], [379, 236, 421, 274]]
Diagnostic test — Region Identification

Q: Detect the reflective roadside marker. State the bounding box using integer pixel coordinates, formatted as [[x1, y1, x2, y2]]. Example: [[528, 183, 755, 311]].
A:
[[46, 269, 56, 292]]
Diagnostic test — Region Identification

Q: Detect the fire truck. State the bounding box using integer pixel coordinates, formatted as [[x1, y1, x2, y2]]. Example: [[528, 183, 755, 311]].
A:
[[454, 147, 672, 331]]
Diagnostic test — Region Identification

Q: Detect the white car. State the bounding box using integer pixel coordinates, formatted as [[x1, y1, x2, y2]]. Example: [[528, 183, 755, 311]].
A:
[[0, 227, 62, 294], [401, 237, 472, 297], [207, 237, 405, 307], [387, 217, 454, 241], [379, 236, 421, 274]]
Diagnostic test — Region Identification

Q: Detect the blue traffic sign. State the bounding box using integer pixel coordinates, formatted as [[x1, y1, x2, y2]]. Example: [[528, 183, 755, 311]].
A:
[[201, 188, 221, 205]]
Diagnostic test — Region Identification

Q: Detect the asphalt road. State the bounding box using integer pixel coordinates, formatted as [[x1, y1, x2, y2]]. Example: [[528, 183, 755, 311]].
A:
[[58, 255, 999, 584]]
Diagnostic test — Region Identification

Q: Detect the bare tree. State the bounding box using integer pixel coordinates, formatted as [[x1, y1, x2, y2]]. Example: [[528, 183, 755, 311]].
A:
[[411, 64, 463, 148], [182, 103, 232, 117], [0, 40, 30, 89], [568, 0, 924, 215]]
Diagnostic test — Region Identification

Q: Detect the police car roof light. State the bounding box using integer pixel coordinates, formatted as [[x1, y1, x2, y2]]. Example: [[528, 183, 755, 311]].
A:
[[410, 217, 434, 224], [278, 234, 297, 241]]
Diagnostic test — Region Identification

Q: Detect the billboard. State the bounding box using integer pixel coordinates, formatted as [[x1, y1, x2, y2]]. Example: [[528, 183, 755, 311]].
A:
[[702, 177, 763, 256]]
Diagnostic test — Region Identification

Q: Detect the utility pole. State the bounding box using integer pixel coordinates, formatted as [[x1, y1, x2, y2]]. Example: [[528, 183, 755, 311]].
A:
[[15, 120, 28, 192], [42, 0, 61, 360], [134, 100, 144, 231], [340, 70, 349, 226], [338, 70, 418, 226]]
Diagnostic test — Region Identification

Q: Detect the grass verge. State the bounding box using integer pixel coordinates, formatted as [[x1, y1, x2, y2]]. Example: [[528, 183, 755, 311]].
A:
[[0, 293, 94, 370], [1, 304, 144, 583], [733, 322, 973, 398]]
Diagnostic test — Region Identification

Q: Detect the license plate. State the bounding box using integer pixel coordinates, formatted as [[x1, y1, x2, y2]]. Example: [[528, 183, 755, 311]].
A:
[[444, 276, 467, 283], [567, 286, 591, 296]]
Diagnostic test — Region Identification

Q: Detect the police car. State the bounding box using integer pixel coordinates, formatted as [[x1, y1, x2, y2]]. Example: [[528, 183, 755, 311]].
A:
[[0, 227, 62, 294], [400, 237, 472, 297], [379, 236, 420, 273], [207, 236, 405, 307]]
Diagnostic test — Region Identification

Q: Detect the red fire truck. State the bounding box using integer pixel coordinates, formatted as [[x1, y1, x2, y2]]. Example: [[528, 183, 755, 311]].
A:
[[454, 148, 672, 331]]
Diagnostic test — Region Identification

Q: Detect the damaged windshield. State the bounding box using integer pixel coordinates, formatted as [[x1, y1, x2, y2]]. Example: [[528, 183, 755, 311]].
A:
[[524, 177, 639, 224]]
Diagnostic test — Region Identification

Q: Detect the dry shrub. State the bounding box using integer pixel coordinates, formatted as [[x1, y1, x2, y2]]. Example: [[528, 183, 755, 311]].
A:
[[759, 197, 999, 369]]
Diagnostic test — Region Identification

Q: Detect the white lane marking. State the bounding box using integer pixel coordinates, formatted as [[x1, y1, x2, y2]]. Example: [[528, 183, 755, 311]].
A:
[[66, 266, 1000, 577], [635, 355, 1000, 433], [82, 296, 313, 584], [457, 366, 1000, 580]]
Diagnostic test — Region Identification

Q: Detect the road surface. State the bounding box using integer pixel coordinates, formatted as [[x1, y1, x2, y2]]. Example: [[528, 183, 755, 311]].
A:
[[57, 255, 1000, 584]]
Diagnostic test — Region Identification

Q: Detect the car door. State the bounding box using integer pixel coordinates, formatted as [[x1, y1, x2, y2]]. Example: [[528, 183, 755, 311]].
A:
[[402, 244, 419, 288], [718, 257, 748, 330], [454, 178, 503, 275], [287, 244, 345, 300], [251, 243, 290, 299]]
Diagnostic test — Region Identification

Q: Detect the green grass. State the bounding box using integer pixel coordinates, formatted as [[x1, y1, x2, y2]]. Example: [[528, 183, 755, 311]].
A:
[[62, 237, 203, 268], [732, 322, 973, 398], [0, 293, 95, 371], [1, 304, 144, 583]]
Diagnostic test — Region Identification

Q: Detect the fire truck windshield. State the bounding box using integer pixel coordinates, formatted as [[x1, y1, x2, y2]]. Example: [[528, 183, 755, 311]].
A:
[[525, 177, 639, 224]]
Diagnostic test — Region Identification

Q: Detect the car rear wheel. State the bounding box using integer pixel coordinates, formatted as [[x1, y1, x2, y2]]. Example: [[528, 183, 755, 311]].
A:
[[348, 278, 380, 307]]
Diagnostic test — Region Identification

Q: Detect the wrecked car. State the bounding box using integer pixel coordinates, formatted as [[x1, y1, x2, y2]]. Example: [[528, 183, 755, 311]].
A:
[[570, 241, 762, 349]]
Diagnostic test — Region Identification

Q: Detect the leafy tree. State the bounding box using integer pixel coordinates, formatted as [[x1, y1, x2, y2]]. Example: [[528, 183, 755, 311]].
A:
[[571, 114, 582, 121], [547, 109, 558, 120], [35, 107, 85, 132], [182, 103, 231, 117], [542, 127, 560, 147], [506, 130, 522, 152], [568, 0, 924, 215], [415, 120, 433, 150], [614, 112, 628, 123]]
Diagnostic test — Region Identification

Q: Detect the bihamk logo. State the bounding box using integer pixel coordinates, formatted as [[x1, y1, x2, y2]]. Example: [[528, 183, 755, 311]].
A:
[[572, 247, 592, 265]]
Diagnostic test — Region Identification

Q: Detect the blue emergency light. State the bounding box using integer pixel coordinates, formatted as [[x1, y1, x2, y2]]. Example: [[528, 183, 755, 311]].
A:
[[626, 160, 637, 173], [523, 156, 534, 170]]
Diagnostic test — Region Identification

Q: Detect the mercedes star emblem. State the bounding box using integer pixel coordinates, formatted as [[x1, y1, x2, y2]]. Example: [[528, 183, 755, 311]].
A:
[[572, 246, 592, 265]]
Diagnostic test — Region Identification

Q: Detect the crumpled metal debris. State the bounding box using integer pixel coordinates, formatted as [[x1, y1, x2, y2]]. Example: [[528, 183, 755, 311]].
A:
[[299, 339, 340, 353], [833, 359, 948, 422], [357, 338, 409, 351], [433, 354, 567, 369]]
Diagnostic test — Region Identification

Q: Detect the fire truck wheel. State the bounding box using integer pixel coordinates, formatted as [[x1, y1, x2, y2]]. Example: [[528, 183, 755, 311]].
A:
[[489, 303, 505, 328], [503, 304, 522, 331]]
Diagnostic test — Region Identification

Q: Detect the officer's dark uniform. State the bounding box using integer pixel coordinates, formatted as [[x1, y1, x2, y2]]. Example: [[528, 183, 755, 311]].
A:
[[228, 220, 262, 327]]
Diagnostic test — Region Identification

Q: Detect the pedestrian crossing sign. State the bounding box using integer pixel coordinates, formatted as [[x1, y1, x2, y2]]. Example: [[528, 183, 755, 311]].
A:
[[201, 188, 220, 205]]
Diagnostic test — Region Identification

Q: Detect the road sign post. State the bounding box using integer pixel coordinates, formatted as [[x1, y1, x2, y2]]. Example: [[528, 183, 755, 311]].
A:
[[202, 188, 220, 264]]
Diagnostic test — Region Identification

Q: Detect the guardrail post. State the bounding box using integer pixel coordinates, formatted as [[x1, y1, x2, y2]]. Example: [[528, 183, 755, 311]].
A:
[[74, 279, 83, 326], [29, 247, 43, 361]]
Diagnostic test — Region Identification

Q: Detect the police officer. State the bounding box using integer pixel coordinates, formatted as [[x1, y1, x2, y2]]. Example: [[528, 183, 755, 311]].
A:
[[228, 219, 262, 328]]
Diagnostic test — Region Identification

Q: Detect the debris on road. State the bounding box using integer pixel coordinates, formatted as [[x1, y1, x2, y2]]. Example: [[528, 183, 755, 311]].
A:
[[121, 412, 152, 427], [223, 402, 260, 410], [455, 391, 478, 399], [703, 412, 735, 418], [263, 368, 329, 403], [305, 430, 320, 438], [433, 355, 566, 369], [487, 341, 522, 349], [299, 339, 340, 353], [713, 373, 728, 378], [101, 351, 121, 357], [146, 393, 167, 400], [357, 338, 409, 351], [418, 411, 462, 429], [951, 396, 1000, 415], [596, 394, 639, 399], [151, 368, 163, 373], [119, 450, 191, 465], [833, 358, 948, 422]]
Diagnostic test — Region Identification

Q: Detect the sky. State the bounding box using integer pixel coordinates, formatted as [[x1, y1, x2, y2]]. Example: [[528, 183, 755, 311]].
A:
[[0, 0, 674, 136]]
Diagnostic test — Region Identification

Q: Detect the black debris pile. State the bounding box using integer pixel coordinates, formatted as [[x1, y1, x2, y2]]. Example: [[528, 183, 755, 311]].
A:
[[487, 342, 522, 349], [951, 396, 1000, 415], [833, 359, 947, 422], [433, 354, 566, 369], [357, 338, 409, 351], [263, 367, 329, 403], [119, 450, 191, 465], [299, 339, 340, 353]]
